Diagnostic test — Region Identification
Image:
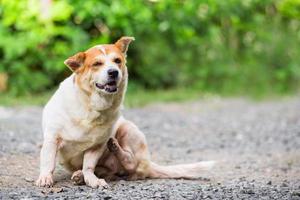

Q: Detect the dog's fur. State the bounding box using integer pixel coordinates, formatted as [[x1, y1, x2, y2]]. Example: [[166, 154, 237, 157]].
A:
[[36, 37, 214, 188]]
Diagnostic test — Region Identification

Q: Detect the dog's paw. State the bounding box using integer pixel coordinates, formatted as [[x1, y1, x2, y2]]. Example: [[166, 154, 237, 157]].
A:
[[85, 176, 109, 189], [36, 174, 54, 187], [107, 138, 119, 152], [71, 170, 84, 185]]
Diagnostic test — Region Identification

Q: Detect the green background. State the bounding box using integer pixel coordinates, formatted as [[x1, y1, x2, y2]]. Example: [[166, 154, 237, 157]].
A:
[[0, 0, 300, 102]]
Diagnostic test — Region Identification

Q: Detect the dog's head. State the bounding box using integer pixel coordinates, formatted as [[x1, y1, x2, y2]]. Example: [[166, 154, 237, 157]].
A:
[[64, 36, 134, 95]]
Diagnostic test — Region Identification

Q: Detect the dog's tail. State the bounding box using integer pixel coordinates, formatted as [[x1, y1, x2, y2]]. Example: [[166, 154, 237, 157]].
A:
[[147, 161, 215, 179]]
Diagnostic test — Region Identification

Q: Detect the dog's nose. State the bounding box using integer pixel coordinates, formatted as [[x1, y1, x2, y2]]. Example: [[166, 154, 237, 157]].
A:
[[107, 69, 119, 79]]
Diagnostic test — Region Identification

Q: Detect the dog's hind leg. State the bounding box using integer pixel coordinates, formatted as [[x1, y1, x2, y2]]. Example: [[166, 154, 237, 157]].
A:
[[107, 137, 138, 173]]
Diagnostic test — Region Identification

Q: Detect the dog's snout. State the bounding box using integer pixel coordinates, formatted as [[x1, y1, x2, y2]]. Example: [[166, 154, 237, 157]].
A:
[[107, 69, 119, 79]]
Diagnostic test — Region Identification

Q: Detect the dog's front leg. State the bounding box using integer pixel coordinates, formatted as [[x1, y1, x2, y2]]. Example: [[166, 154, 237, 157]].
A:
[[36, 140, 58, 187], [82, 146, 108, 189]]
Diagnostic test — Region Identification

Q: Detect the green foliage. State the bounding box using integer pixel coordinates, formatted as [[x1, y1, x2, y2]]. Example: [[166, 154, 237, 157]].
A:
[[0, 0, 300, 95]]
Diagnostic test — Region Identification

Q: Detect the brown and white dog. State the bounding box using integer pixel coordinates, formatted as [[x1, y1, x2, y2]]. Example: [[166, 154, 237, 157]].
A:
[[36, 37, 214, 188]]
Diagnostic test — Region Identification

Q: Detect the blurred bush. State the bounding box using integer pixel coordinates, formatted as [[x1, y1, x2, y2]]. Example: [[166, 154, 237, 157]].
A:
[[0, 0, 300, 95]]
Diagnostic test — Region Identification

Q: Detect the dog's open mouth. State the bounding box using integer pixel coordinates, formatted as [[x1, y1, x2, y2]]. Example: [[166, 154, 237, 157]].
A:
[[95, 80, 118, 93]]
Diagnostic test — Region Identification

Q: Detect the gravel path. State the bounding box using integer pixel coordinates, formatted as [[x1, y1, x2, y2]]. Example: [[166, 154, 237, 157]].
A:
[[0, 98, 300, 199]]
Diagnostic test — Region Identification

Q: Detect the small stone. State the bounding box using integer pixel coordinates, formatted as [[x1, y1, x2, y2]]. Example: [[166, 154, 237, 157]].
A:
[[292, 190, 300, 197], [242, 189, 255, 194], [154, 192, 162, 197], [281, 168, 288, 173], [281, 182, 288, 187], [41, 187, 63, 195], [24, 177, 33, 182], [52, 187, 63, 193]]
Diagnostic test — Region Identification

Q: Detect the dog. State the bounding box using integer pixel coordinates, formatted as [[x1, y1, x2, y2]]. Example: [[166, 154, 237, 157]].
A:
[[36, 36, 214, 188]]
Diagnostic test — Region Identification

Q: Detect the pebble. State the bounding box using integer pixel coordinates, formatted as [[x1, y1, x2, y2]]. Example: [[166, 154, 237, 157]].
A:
[[24, 177, 33, 182]]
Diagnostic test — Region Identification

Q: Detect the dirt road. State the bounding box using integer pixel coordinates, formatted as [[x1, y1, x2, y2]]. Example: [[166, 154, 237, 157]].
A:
[[0, 98, 300, 199]]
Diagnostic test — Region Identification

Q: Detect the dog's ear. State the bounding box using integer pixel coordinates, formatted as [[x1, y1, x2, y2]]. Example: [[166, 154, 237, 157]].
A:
[[64, 52, 86, 72], [115, 36, 135, 54]]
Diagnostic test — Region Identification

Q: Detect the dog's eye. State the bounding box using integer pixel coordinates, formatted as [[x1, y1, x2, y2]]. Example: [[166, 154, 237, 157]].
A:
[[93, 61, 103, 67], [114, 58, 121, 64]]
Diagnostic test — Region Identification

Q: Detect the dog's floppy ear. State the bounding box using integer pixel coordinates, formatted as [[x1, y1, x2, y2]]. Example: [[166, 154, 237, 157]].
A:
[[64, 52, 86, 72], [115, 36, 135, 54]]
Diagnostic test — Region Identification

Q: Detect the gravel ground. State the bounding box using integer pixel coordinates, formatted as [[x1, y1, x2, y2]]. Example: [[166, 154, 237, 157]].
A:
[[0, 97, 300, 199]]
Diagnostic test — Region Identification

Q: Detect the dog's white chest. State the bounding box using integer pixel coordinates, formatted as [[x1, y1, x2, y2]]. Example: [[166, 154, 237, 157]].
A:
[[57, 121, 113, 163], [61, 116, 111, 142]]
